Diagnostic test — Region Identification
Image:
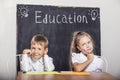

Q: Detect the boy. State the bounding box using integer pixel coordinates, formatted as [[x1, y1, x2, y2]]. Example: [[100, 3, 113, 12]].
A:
[[20, 34, 55, 72]]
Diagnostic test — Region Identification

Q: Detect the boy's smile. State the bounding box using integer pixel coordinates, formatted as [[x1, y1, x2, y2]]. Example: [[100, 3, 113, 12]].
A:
[[30, 42, 47, 61]]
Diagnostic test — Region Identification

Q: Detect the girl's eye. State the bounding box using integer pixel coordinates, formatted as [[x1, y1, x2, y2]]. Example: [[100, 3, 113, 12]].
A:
[[88, 41, 90, 44], [82, 43, 85, 46], [88, 41, 91, 44], [31, 47, 35, 49]]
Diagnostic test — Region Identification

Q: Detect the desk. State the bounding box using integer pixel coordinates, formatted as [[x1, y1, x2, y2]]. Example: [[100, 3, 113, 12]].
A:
[[17, 71, 119, 80]]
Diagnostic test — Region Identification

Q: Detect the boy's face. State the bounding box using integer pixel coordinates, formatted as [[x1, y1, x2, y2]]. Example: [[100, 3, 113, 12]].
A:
[[30, 42, 48, 61], [77, 36, 93, 55]]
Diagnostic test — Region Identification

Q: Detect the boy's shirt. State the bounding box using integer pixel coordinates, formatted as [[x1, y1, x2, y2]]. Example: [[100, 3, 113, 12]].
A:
[[20, 54, 55, 72], [72, 52, 103, 72]]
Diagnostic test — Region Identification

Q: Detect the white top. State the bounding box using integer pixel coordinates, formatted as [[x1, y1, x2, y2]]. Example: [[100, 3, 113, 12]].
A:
[[20, 54, 55, 72], [72, 52, 103, 72]]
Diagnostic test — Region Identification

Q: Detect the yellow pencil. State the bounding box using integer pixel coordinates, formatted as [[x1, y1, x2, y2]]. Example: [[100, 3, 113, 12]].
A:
[[59, 71, 90, 75]]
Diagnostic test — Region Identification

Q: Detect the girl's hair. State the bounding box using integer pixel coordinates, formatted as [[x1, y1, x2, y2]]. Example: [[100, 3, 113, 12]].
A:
[[31, 34, 48, 48], [70, 31, 95, 54]]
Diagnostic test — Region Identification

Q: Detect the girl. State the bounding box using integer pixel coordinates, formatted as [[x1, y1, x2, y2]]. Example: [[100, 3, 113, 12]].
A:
[[70, 31, 103, 72]]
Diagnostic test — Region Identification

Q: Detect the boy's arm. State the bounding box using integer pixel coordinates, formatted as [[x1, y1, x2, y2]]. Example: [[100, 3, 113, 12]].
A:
[[43, 54, 55, 71], [20, 53, 30, 72]]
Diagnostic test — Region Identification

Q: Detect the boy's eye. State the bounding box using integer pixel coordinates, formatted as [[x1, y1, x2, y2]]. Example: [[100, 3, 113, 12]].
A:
[[38, 48, 41, 50]]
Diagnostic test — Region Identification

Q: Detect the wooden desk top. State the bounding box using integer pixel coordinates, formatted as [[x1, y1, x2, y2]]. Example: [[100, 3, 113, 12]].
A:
[[17, 71, 119, 80]]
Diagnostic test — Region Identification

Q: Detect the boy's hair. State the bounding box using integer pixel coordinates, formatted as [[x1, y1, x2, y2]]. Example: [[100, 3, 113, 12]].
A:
[[70, 31, 95, 53], [31, 34, 48, 48]]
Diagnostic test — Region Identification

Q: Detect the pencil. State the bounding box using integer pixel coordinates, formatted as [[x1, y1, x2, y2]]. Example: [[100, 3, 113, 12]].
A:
[[59, 71, 90, 75]]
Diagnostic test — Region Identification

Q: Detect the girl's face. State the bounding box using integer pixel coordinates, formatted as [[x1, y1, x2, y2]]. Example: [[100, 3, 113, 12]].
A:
[[30, 42, 48, 61], [77, 35, 94, 55]]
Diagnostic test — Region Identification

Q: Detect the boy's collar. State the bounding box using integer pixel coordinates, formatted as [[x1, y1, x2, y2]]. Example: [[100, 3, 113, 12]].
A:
[[31, 56, 43, 62]]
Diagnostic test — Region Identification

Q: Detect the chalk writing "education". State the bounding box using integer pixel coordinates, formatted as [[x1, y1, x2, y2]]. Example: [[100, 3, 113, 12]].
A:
[[35, 11, 88, 24]]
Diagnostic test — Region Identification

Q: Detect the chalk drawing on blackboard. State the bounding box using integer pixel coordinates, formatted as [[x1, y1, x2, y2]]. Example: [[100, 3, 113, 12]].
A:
[[18, 5, 29, 18], [88, 9, 99, 21]]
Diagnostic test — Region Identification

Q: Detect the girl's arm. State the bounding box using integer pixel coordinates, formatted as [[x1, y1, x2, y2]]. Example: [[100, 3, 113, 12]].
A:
[[73, 53, 93, 72]]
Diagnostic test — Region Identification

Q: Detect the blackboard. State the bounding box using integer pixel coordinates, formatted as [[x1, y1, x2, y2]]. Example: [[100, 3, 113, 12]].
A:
[[17, 4, 101, 71]]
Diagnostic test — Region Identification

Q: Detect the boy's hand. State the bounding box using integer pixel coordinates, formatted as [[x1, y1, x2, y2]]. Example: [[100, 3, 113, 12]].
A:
[[23, 49, 32, 55], [44, 48, 48, 55]]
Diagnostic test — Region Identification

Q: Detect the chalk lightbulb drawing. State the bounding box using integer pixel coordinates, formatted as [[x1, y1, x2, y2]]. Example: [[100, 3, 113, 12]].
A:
[[19, 6, 29, 18], [91, 10, 98, 21]]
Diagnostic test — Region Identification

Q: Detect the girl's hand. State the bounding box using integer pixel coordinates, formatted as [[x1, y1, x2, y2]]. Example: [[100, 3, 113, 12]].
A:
[[86, 53, 94, 62]]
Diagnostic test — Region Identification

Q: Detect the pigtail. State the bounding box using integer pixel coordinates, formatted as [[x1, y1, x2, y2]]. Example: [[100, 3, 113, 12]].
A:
[[70, 31, 81, 54]]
